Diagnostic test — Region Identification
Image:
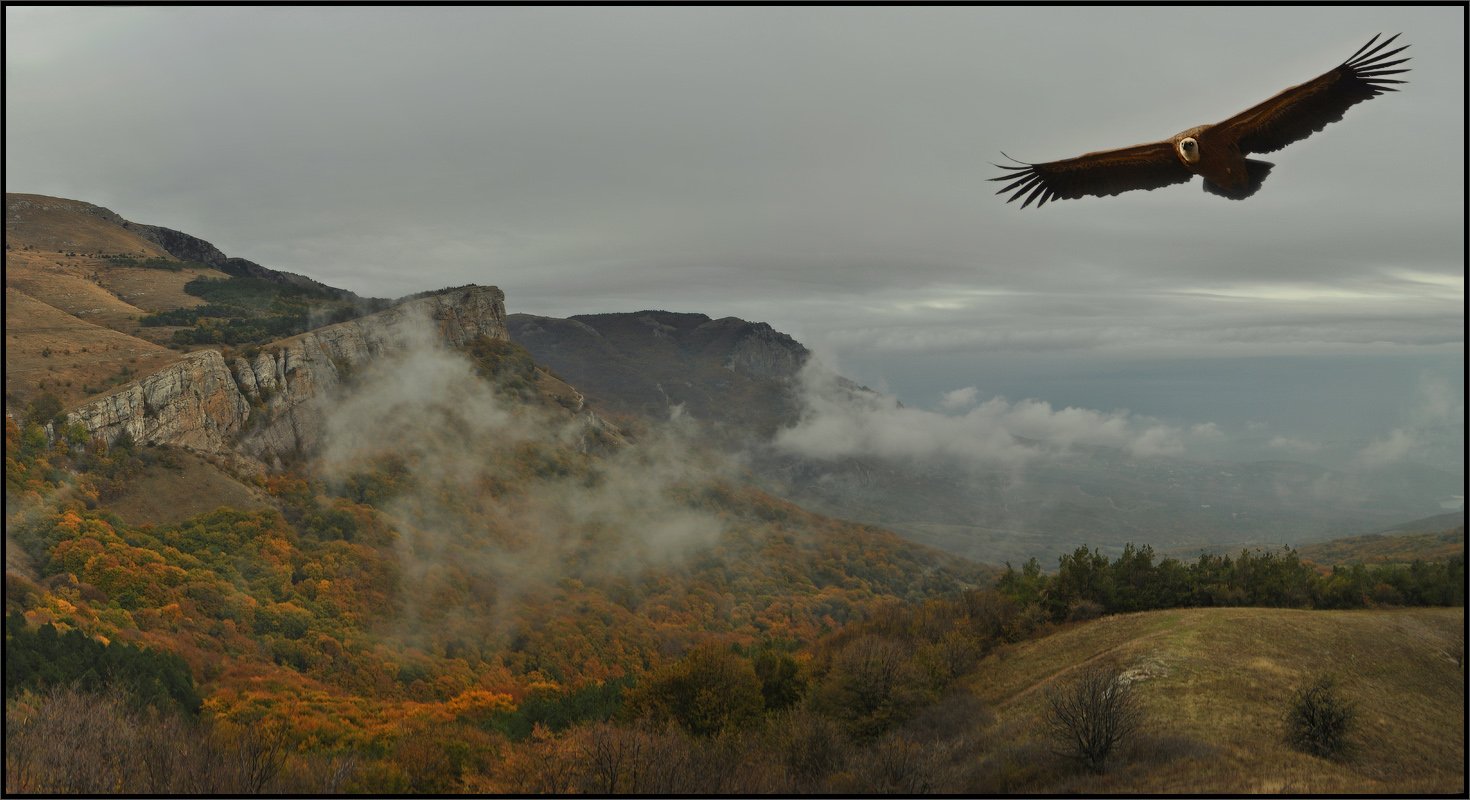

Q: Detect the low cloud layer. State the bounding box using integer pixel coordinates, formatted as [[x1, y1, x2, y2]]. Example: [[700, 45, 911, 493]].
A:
[[774, 359, 1225, 467], [1352, 373, 1465, 471]]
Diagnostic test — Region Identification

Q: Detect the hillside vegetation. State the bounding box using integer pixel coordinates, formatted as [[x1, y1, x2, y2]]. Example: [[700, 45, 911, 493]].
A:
[[1299, 525, 1464, 567], [5, 377, 999, 792]]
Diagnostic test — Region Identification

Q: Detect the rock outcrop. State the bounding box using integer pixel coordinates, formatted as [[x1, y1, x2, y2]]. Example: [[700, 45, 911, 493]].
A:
[[65, 349, 252, 453], [66, 285, 509, 464], [699, 318, 808, 381]]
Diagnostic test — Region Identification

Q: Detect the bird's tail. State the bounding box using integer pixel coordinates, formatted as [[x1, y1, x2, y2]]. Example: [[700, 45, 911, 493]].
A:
[[1203, 159, 1275, 200]]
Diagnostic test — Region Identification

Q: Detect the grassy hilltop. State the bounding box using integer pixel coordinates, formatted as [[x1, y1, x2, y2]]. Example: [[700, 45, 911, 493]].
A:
[[964, 605, 1464, 794]]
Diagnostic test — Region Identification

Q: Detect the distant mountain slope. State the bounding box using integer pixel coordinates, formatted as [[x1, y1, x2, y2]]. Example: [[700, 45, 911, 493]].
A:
[[1372, 510, 1466, 535], [1297, 520, 1464, 567], [763, 446, 1463, 567], [6, 193, 353, 299], [508, 310, 808, 437]]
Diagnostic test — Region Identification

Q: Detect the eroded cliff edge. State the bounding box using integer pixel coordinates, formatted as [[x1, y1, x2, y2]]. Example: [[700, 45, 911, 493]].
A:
[[65, 285, 509, 466]]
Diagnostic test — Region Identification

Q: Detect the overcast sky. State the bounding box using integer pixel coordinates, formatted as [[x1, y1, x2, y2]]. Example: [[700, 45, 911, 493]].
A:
[[6, 6, 1464, 478]]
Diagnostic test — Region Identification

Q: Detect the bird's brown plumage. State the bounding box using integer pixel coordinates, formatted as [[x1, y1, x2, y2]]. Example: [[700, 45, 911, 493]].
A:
[[992, 35, 1410, 207]]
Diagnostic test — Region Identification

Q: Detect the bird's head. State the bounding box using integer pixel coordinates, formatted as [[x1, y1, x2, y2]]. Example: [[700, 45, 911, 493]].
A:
[[1173, 126, 1209, 165], [1176, 137, 1201, 164]]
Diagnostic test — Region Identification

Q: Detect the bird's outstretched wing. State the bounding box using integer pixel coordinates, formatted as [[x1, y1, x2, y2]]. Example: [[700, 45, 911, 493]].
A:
[[1214, 33, 1410, 156], [990, 141, 1193, 208]]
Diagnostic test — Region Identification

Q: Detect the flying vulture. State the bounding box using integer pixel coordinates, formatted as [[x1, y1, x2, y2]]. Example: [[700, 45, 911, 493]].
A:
[[992, 34, 1410, 207]]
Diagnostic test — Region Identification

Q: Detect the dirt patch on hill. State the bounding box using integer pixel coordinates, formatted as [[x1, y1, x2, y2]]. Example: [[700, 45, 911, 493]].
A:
[[100, 449, 275, 528]]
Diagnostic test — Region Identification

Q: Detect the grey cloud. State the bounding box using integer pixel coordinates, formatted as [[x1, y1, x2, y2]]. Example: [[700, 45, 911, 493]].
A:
[[774, 360, 1228, 467]]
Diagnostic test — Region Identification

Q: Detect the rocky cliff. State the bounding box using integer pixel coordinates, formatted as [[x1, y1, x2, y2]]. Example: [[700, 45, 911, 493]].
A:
[[691, 317, 808, 381], [65, 285, 509, 465], [65, 350, 252, 454]]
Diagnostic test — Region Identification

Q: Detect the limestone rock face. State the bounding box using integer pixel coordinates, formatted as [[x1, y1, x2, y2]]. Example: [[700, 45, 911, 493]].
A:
[[65, 285, 510, 463], [65, 350, 250, 452]]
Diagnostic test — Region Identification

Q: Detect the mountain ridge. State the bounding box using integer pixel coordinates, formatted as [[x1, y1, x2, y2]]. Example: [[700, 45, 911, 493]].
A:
[[508, 310, 810, 437], [7, 193, 352, 299]]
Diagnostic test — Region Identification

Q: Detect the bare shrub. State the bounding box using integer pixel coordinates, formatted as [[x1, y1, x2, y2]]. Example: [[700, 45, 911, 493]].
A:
[[214, 716, 292, 793], [1066, 599, 1107, 622], [494, 724, 580, 794], [5, 684, 140, 794], [897, 688, 992, 742], [286, 751, 361, 794], [1042, 662, 1143, 773], [4, 684, 359, 795], [568, 721, 732, 794], [833, 734, 945, 794], [520, 720, 760, 795], [629, 727, 702, 794], [970, 739, 1063, 793], [1006, 602, 1053, 641], [684, 728, 775, 794], [575, 721, 645, 794], [1284, 675, 1355, 760], [134, 705, 230, 794], [770, 706, 850, 792]]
